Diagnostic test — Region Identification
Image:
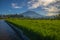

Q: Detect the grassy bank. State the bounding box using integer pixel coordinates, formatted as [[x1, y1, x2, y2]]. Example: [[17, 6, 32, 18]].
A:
[[6, 18, 60, 40]]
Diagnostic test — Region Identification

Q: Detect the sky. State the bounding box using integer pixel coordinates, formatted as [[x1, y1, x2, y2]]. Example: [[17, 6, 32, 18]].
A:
[[0, 0, 60, 16]]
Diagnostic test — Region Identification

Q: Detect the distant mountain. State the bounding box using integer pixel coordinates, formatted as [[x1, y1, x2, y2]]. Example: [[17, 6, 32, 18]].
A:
[[21, 11, 43, 18]]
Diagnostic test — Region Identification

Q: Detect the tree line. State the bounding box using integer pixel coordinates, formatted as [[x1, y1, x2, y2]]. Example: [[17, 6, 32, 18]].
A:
[[0, 13, 60, 20]]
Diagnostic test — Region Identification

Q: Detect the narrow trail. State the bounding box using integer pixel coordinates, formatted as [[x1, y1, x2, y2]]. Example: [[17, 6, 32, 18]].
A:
[[0, 20, 21, 40]]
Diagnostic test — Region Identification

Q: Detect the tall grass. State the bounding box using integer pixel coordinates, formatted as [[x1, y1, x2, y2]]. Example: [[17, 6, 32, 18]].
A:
[[6, 18, 60, 40]]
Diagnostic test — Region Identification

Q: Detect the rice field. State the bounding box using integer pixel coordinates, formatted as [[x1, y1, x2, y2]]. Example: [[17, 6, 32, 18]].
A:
[[6, 18, 60, 40]]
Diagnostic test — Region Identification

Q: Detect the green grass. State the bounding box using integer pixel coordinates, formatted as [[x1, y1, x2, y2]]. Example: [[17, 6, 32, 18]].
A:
[[6, 18, 60, 40]]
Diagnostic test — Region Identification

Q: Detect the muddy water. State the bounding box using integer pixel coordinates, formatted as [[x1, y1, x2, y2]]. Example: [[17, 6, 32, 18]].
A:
[[0, 20, 21, 40]]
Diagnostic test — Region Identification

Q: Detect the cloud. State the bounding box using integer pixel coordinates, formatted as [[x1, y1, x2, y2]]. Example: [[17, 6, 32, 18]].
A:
[[27, 0, 60, 16], [44, 0, 60, 13], [11, 0, 60, 16], [45, 13, 58, 16], [11, 3, 22, 8], [27, 0, 41, 9], [44, 6, 59, 13], [27, 0, 56, 9]]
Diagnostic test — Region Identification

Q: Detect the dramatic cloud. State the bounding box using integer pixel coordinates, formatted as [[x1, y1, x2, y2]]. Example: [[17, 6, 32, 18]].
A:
[[44, 0, 60, 16], [44, 6, 59, 13], [11, 3, 22, 8], [11, 0, 60, 16], [27, 0, 60, 16], [45, 13, 58, 16], [27, 0, 56, 9]]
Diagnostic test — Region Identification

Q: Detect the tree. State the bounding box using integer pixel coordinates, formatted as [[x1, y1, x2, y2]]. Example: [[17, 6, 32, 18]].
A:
[[19, 14, 24, 17], [55, 11, 60, 19]]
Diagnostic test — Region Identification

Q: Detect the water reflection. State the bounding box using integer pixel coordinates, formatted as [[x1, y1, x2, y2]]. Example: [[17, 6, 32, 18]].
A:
[[0, 20, 21, 40]]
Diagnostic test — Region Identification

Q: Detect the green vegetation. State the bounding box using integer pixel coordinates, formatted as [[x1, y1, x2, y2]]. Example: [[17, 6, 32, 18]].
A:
[[6, 18, 60, 40]]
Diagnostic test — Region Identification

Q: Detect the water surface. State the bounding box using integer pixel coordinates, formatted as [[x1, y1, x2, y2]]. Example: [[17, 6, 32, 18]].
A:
[[0, 20, 21, 40]]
